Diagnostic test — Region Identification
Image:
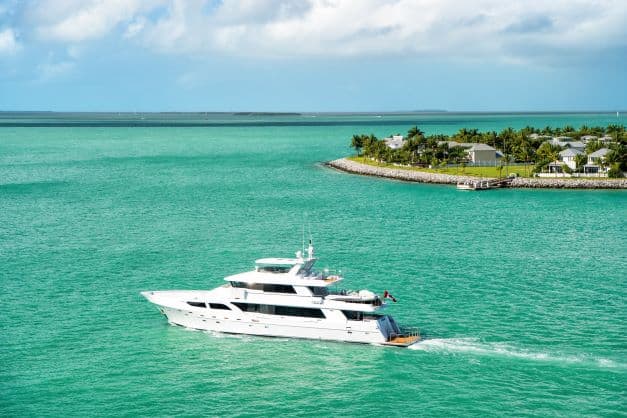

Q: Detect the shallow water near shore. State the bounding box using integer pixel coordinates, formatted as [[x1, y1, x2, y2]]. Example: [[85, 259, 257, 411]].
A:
[[1, 112, 626, 416]]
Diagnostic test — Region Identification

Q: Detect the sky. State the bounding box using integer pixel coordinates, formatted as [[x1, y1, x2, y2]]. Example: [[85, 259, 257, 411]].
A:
[[0, 0, 626, 112]]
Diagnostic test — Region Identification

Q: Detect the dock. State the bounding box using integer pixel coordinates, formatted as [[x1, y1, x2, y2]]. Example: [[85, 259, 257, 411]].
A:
[[456, 177, 513, 191]]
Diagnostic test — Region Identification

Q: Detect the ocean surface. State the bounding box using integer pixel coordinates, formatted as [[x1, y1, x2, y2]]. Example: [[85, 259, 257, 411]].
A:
[[1, 112, 626, 417]]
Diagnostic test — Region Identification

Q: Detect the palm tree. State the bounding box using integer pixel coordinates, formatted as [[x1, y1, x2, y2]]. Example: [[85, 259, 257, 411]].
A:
[[407, 126, 425, 140], [575, 153, 587, 173], [606, 124, 625, 142], [351, 134, 364, 156]]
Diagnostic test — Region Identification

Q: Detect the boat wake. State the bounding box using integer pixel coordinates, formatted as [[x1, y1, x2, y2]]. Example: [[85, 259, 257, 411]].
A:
[[409, 338, 623, 369]]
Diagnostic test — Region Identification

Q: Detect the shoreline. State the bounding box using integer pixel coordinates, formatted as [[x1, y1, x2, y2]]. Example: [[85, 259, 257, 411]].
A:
[[326, 158, 627, 189]]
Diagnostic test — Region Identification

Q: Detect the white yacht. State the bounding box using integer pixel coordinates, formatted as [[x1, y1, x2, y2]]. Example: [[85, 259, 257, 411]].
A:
[[141, 242, 420, 347]]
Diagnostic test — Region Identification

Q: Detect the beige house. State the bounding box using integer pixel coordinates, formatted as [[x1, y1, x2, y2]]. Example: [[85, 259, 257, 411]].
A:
[[466, 144, 503, 164]]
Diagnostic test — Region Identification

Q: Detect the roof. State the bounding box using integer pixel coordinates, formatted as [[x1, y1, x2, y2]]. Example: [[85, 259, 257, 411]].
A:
[[468, 143, 496, 151], [589, 148, 610, 157], [384, 136, 405, 149], [255, 258, 299, 266], [565, 141, 585, 149], [559, 148, 583, 157]]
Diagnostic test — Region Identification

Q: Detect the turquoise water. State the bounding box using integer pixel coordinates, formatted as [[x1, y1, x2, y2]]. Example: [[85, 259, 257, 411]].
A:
[[1, 113, 626, 417]]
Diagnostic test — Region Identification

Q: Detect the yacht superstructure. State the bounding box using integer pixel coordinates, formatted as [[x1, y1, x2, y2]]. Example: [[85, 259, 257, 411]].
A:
[[142, 242, 419, 347]]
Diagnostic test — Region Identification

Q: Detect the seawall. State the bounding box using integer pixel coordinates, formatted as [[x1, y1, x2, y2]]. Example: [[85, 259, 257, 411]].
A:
[[326, 158, 627, 189]]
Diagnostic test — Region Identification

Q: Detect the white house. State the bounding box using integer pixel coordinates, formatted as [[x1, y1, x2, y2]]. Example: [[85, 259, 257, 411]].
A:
[[466, 144, 503, 165], [384, 135, 405, 150], [581, 135, 598, 143], [588, 148, 610, 165], [584, 148, 611, 175], [558, 148, 584, 170]]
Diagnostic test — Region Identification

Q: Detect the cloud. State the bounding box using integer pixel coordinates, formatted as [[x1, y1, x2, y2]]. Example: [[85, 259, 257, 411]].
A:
[[28, 0, 162, 42], [129, 0, 627, 65], [0, 28, 20, 55], [124, 16, 147, 38], [13, 0, 627, 66]]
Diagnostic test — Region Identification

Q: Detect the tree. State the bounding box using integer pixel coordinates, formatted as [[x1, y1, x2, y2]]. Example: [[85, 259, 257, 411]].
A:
[[536, 142, 561, 163], [351, 134, 364, 156], [606, 124, 625, 142], [574, 154, 587, 173], [407, 126, 425, 141], [586, 140, 603, 154]]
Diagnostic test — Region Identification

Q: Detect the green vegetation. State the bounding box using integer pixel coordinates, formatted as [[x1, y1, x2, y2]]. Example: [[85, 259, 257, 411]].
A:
[[349, 124, 627, 178], [348, 156, 531, 177]]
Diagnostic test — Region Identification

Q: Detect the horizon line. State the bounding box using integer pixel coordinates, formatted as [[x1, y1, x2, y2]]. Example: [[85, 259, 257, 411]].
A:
[[1, 110, 626, 115]]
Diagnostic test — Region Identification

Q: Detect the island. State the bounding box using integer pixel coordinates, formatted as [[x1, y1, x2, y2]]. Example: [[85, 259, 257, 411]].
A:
[[327, 125, 627, 189]]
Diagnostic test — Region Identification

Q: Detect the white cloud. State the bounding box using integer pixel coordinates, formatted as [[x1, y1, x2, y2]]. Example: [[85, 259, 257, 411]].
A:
[[29, 0, 163, 42], [0, 28, 20, 55], [17, 0, 627, 65], [130, 0, 627, 65], [124, 16, 147, 38]]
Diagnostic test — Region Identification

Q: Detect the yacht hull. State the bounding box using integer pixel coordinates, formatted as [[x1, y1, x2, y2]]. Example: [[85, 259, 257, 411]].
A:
[[156, 305, 390, 345]]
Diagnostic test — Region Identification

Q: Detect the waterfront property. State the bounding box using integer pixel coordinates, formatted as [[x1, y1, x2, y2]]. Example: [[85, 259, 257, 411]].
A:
[[384, 135, 405, 150], [351, 124, 626, 179], [467, 143, 503, 165], [559, 148, 584, 170]]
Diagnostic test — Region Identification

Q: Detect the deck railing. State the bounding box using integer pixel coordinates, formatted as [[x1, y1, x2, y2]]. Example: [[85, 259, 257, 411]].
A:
[[389, 326, 421, 340]]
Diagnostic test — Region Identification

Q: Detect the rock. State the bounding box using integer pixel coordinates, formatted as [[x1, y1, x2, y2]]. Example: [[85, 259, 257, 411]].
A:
[[325, 158, 627, 189]]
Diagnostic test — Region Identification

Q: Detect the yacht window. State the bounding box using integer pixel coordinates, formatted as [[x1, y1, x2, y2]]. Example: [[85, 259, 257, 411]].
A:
[[257, 266, 292, 273], [342, 310, 363, 321], [233, 303, 324, 318], [275, 306, 325, 318], [187, 301, 206, 308], [232, 282, 296, 294], [308, 287, 328, 296], [257, 284, 296, 294], [209, 303, 230, 310], [230, 282, 247, 288]]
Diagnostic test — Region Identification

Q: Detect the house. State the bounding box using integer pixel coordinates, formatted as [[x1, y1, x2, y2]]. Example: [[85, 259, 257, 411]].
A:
[[546, 138, 585, 151], [599, 135, 613, 143], [581, 135, 598, 143], [584, 148, 610, 175], [564, 141, 586, 152], [384, 135, 405, 150], [466, 143, 502, 164], [558, 148, 584, 170], [547, 161, 564, 173]]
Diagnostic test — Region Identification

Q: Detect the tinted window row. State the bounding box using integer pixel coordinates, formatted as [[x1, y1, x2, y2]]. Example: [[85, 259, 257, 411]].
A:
[[342, 311, 383, 321], [187, 302, 231, 310], [230, 282, 296, 294], [232, 302, 325, 318]]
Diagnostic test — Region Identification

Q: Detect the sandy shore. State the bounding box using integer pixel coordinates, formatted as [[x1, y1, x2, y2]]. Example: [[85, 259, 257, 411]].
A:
[[326, 158, 627, 189]]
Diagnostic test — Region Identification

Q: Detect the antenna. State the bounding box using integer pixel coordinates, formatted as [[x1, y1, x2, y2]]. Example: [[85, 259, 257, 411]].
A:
[[301, 223, 305, 258]]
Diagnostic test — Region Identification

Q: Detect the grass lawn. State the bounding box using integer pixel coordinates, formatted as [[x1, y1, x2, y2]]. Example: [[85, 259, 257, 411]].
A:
[[347, 156, 533, 178]]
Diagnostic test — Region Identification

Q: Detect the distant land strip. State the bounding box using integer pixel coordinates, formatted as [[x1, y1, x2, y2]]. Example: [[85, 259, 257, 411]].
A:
[[0, 119, 489, 128], [326, 158, 627, 189]]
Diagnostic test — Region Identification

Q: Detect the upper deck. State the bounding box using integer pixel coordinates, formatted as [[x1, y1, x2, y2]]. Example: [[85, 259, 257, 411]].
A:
[[224, 257, 343, 287], [223, 244, 344, 287]]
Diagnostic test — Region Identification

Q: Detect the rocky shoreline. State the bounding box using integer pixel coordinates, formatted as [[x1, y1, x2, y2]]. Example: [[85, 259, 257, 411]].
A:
[[326, 158, 627, 189]]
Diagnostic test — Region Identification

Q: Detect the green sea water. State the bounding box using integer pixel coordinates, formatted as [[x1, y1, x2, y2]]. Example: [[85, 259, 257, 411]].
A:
[[1, 112, 626, 417]]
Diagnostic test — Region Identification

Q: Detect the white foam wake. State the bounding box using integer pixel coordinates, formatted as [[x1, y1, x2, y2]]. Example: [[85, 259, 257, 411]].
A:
[[409, 338, 623, 369]]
